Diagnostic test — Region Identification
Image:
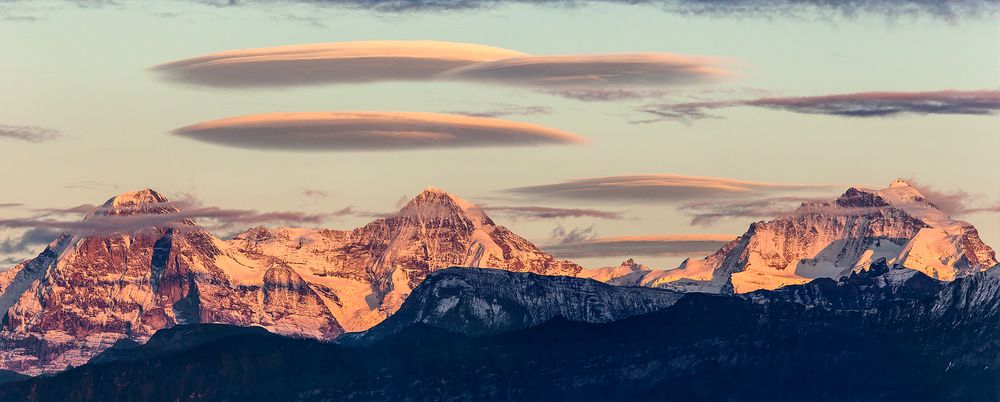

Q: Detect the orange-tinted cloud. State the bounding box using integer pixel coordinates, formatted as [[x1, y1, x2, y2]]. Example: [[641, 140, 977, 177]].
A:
[[505, 174, 830, 203], [173, 111, 585, 151], [444, 53, 731, 88], [153, 40, 524, 88], [153, 41, 732, 90]]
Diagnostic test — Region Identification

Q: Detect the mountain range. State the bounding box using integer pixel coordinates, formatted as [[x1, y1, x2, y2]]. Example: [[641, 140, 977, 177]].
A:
[[0, 180, 996, 377], [1, 262, 996, 401]]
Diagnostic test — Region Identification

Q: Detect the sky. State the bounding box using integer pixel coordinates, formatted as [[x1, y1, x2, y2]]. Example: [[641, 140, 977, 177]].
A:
[[0, 0, 998, 269]]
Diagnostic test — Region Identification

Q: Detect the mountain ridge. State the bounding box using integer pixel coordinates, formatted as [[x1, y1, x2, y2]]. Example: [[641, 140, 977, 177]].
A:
[[2, 261, 996, 401], [634, 180, 997, 293], [0, 186, 581, 374]]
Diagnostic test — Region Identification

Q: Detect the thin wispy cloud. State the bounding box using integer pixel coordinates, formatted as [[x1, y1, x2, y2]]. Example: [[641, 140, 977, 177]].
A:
[[64, 181, 119, 190], [545, 88, 670, 102], [33, 204, 101, 217], [542, 233, 735, 259], [504, 174, 831, 203], [679, 196, 827, 225], [443, 104, 552, 118], [0, 195, 334, 236], [302, 189, 331, 198], [485, 205, 625, 220], [639, 90, 1000, 122], [679, 180, 1000, 226], [0, 125, 64, 143], [908, 180, 1000, 216], [197, 0, 997, 20], [173, 111, 585, 151], [331, 205, 384, 219]]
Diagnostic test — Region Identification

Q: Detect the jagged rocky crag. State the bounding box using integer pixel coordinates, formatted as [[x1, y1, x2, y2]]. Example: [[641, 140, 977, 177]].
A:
[[0, 187, 580, 374], [342, 267, 683, 344], [2, 265, 996, 401], [0, 190, 342, 375], [637, 180, 997, 293]]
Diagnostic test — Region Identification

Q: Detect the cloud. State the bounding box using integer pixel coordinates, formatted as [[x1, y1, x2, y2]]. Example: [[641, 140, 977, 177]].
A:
[[64, 181, 119, 190], [173, 111, 585, 151], [544, 88, 670, 102], [301, 189, 331, 198], [679, 196, 827, 225], [154, 41, 732, 92], [442, 53, 731, 88], [485, 205, 624, 220], [549, 224, 598, 244], [640, 90, 1000, 122], [0, 197, 333, 236], [908, 181, 1000, 216], [680, 181, 1000, 226], [153, 40, 525, 88], [33, 204, 101, 217], [197, 0, 996, 20], [331, 205, 384, 218], [542, 233, 735, 259], [0, 227, 62, 256], [0, 125, 64, 143], [504, 174, 830, 203], [443, 104, 552, 118]]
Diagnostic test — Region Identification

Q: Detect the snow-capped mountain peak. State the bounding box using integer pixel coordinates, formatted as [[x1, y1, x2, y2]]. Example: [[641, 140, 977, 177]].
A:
[[643, 180, 997, 293], [227, 186, 581, 332], [398, 186, 490, 224], [92, 188, 178, 217], [0, 189, 343, 375]]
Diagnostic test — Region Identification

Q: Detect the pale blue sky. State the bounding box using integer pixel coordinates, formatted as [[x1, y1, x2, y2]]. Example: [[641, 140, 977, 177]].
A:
[[0, 2, 997, 268]]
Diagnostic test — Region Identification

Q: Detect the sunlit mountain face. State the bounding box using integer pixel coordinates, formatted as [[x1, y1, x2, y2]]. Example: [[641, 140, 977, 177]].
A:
[[0, 1, 998, 400]]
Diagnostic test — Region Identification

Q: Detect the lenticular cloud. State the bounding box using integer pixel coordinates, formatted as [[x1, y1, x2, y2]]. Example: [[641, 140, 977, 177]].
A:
[[172, 111, 585, 151], [153, 40, 732, 90], [153, 41, 526, 88]]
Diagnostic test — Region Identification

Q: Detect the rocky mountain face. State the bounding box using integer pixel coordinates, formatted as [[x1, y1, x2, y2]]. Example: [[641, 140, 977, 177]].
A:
[[4, 263, 996, 401], [0, 190, 341, 375], [229, 187, 582, 331], [0, 187, 581, 375], [743, 258, 946, 311], [640, 180, 998, 293], [576, 258, 651, 286], [343, 267, 682, 344]]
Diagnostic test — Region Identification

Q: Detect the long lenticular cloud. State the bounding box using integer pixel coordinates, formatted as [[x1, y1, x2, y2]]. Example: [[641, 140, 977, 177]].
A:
[[153, 41, 525, 88], [504, 174, 831, 203], [640, 90, 1000, 122], [173, 112, 585, 151], [153, 41, 732, 90], [542, 234, 736, 259], [442, 53, 731, 88]]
